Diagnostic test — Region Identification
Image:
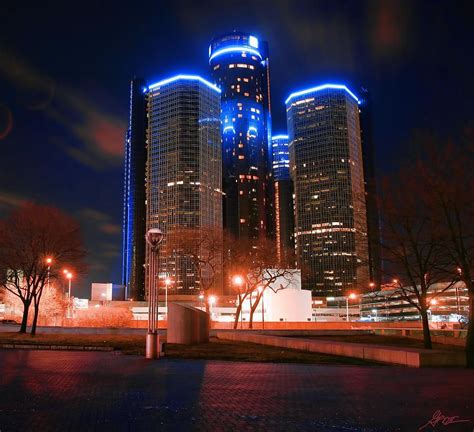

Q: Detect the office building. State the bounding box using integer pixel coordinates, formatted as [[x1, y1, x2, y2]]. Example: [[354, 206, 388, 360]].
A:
[[122, 78, 147, 300], [145, 75, 222, 293], [286, 84, 369, 296], [359, 88, 382, 286], [271, 134, 295, 263], [209, 32, 272, 241]]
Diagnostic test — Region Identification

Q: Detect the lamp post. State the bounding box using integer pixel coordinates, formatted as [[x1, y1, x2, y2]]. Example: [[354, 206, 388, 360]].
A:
[[233, 275, 245, 329], [65, 272, 73, 318], [257, 286, 264, 329], [145, 228, 164, 360], [164, 277, 171, 320], [346, 293, 357, 322], [45, 257, 52, 290]]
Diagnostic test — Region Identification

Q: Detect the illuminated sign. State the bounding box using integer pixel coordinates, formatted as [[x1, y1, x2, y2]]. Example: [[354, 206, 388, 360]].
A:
[[249, 35, 259, 48]]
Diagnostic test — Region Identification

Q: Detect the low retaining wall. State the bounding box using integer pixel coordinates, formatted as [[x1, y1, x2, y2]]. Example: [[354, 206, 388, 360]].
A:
[[217, 332, 466, 368]]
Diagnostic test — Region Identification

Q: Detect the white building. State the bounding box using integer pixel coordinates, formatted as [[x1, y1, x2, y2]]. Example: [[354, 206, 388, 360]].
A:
[[240, 270, 313, 322], [91, 283, 125, 301]]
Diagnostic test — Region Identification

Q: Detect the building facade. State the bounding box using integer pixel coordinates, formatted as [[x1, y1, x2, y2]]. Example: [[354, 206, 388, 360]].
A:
[[209, 32, 272, 241], [145, 75, 222, 294], [359, 88, 382, 286], [286, 84, 369, 296], [271, 134, 295, 263], [122, 78, 147, 300]]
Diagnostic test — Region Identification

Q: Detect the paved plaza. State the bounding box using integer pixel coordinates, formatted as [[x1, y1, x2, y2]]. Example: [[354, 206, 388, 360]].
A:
[[0, 349, 473, 431]]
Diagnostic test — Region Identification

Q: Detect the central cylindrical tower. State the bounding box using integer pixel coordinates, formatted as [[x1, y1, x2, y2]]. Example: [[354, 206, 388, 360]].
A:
[[209, 32, 272, 241]]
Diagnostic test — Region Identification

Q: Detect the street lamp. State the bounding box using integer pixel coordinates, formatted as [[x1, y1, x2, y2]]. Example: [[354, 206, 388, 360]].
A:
[[65, 272, 73, 318], [145, 228, 164, 360], [257, 286, 265, 329], [198, 293, 204, 310], [45, 257, 53, 290], [346, 293, 357, 322], [164, 277, 172, 320]]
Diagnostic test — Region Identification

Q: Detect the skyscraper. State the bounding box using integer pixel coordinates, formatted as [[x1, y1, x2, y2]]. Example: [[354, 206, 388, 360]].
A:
[[209, 32, 272, 241], [145, 75, 222, 293], [122, 78, 147, 300], [286, 84, 369, 296], [271, 134, 295, 263], [359, 88, 382, 287]]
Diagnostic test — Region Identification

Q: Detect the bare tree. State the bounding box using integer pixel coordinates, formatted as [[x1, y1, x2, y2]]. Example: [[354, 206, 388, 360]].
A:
[[418, 139, 474, 365], [163, 226, 223, 311], [378, 171, 453, 349], [225, 236, 298, 329], [0, 203, 86, 335]]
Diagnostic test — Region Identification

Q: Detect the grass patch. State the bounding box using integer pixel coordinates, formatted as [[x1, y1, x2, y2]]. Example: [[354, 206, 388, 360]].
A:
[[0, 332, 381, 365]]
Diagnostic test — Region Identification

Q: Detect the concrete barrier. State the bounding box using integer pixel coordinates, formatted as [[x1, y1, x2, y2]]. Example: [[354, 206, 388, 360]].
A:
[[167, 302, 210, 344], [216, 332, 466, 367]]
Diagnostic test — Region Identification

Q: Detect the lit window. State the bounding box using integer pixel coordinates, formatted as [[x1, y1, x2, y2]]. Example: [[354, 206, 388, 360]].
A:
[[229, 64, 235, 68], [238, 155, 245, 159], [240, 219, 246, 223]]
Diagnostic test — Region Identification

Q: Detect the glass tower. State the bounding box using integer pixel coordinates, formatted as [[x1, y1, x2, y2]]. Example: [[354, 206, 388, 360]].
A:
[[145, 75, 222, 293], [271, 134, 295, 263], [122, 78, 147, 300], [286, 84, 369, 296], [209, 32, 272, 241]]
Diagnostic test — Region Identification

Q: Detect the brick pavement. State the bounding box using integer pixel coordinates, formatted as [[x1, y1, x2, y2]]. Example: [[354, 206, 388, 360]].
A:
[[0, 349, 473, 431]]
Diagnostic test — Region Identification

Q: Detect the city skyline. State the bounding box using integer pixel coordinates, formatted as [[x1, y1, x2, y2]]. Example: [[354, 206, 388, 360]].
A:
[[1, 1, 472, 297]]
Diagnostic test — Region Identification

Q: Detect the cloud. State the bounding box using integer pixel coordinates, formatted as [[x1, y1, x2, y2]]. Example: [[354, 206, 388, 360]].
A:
[[99, 223, 121, 235], [0, 48, 126, 170], [78, 208, 121, 236], [0, 190, 29, 210], [78, 208, 111, 222]]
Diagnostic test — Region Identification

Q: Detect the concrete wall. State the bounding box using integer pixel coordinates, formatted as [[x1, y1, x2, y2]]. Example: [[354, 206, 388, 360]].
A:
[[167, 302, 210, 344], [217, 332, 467, 367]]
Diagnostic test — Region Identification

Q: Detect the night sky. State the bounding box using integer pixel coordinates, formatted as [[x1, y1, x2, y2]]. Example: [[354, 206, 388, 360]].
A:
[[1, 1, 473, 298]]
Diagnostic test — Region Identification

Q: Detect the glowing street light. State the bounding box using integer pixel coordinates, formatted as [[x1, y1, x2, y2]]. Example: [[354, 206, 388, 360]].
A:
[[198, 293, 204, 310], [346, 293, 357, 322], [45, 257, 53, 290], [233, 275, 244, 286]]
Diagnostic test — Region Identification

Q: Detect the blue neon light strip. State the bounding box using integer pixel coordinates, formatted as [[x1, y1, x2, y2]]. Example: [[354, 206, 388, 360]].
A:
[[272, 135, 289, 140], [248, 126, 257, 134], [148, 75, 221, 93], [209, 46, 262, 63], [223, 125, 235, 133], [285, 84, 359, 105]]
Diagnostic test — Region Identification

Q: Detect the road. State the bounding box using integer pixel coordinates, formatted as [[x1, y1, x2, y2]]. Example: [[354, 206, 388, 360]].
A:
[[0, 349, 473, 431]]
